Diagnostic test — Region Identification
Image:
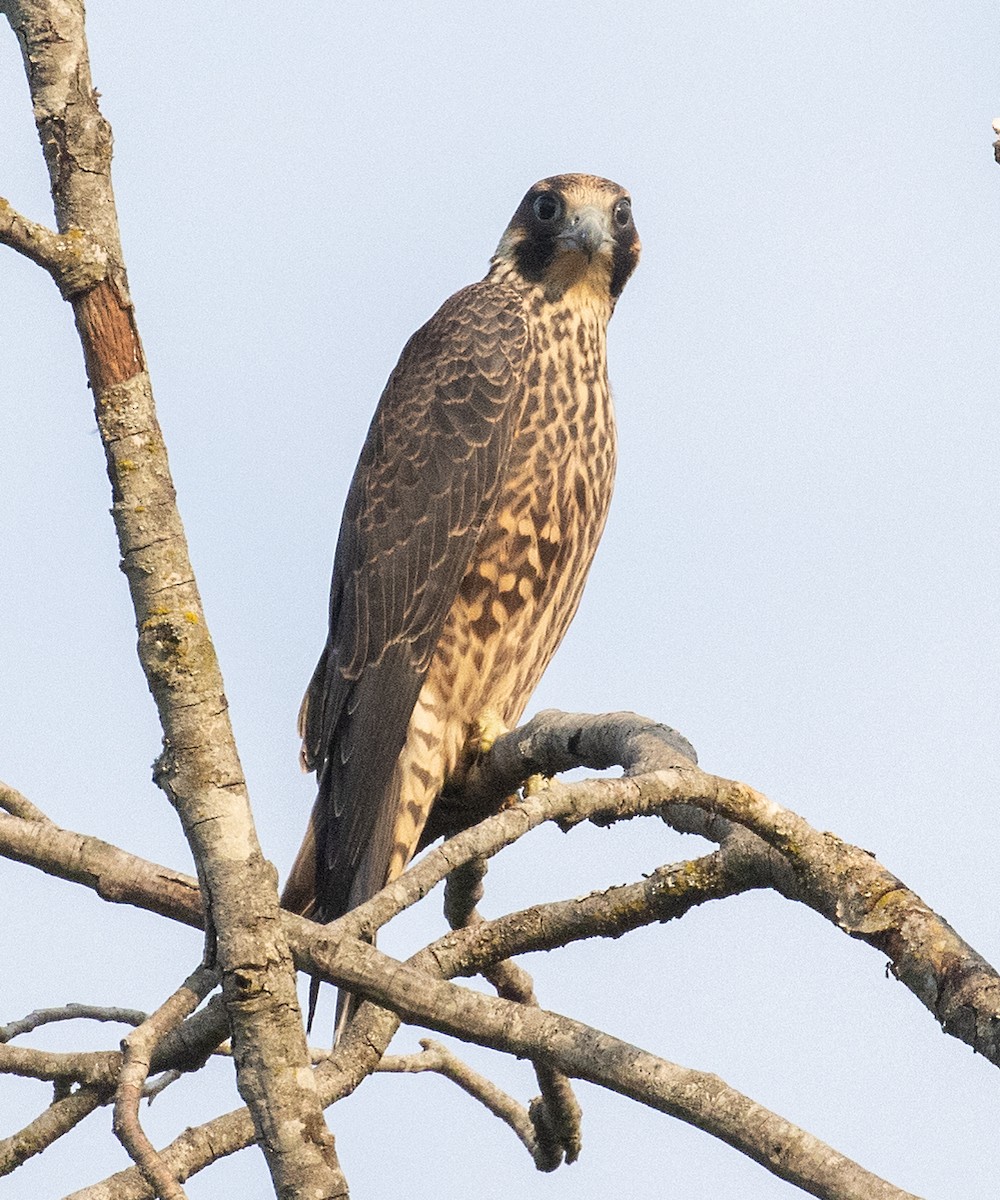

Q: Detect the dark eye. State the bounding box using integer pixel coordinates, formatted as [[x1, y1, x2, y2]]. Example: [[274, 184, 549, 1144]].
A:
[[532, 193, 562, 223], [613, 198, 632, 228]]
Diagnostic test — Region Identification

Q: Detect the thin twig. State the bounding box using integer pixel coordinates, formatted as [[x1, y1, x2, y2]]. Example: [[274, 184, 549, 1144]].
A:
[[0, 1000, 230, 1092], [112, 965, 219, 1200], [444, 858, 579, 1168], [379, 1038, 545, 1164], [142, 1070, 183, 1103], [1, 1004, 148, 1042]]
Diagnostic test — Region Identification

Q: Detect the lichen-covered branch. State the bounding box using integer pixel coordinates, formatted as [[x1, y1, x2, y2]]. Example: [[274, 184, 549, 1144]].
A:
[[450, 710, 1000, 1065], [0, 1, 343, 1191], [3, 709, 999, 1068]]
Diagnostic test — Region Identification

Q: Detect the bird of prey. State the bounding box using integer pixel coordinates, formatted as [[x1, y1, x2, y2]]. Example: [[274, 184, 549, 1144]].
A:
[[283, 174, 640, 1018]]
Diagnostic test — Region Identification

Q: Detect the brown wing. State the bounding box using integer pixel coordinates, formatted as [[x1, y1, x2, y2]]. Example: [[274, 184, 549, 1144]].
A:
[[296, 280, 528, 924]]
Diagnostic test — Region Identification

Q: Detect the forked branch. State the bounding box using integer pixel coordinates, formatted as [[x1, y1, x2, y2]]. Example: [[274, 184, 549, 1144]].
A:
[[0, 197, 108, 296], [1, 0, 343, 1191]]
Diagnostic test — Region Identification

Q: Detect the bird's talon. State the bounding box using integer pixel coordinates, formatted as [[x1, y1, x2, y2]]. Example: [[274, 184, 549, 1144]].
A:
[[522, 773, 550, 798], [473, 710, 509, 756]]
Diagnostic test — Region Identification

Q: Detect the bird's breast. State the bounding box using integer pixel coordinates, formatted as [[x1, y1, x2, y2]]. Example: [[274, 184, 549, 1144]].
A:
[[433, 296, 617, 744], [390, 291, 619, 858]]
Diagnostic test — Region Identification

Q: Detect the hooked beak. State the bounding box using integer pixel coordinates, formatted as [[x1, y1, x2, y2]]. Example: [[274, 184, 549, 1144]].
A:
[[558, 206, 610, 259]]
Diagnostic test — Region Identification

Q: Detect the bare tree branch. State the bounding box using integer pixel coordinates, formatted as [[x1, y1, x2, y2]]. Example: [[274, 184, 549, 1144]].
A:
[[527, 1072, 581, 1174], [439, 850, 754, 967], [63, 866, 924, 1200], [0, 1004, 149, 1042], [3, 717, 999, 1067], [113, 966, 218, 1200], [0, 0, 343, 1188], [65, 998, 413, 1199], [142, 1070, 184, 1103], [313, 936, 925, 1200], [0, 838, 785, 1191], [64, 1109, 258, 1200], [3, 707, 996, 1197], [0, 1044, 119, 1088], [0, 780, 51, 822], [0, 1084, 109, 1175], [108, 821, 898, 1199], [377, 1039, 544, 1166], [445, 858, 580, 1169], [0, 812, 203, 928], [0, 196, 108, 296], [438, 710, 1000, 1065], [0, 1001, 227, 1095]]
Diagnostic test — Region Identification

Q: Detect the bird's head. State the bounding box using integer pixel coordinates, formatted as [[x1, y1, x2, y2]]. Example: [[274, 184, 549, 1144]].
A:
[[491, 174, 640, 306]]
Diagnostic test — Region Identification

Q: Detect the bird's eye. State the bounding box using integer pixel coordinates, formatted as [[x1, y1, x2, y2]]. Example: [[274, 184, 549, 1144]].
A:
[[613, 198, 632, 228], [532, 193, 562, 223]]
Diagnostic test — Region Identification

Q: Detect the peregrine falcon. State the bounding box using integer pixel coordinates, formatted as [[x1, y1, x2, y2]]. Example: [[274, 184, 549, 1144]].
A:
[[283, 174, 640, 1012]]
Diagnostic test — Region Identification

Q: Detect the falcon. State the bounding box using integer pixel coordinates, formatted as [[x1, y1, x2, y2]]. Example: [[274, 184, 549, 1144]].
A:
[[283, 174, 640, 1023]]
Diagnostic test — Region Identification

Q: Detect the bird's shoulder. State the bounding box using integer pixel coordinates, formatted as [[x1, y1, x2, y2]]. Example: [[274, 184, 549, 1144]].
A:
[[389, 277, 529, 387], [353, 278, 531, 487]]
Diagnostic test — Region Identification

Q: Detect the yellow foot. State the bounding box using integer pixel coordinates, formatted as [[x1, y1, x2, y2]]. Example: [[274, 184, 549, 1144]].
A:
[[521, 773, 550, 799], [473, 709, 509, 756]]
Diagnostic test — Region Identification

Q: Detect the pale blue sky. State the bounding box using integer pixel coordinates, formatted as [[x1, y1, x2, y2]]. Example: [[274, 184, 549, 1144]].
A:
[[2, 3, 998, 1196]]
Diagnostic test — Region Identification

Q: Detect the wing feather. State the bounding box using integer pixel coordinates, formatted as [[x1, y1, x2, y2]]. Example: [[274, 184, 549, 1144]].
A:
[[297, 280, 528, 923]]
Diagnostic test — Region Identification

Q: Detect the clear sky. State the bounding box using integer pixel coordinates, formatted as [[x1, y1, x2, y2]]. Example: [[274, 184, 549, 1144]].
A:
[[2, 3, 998, 1196]]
